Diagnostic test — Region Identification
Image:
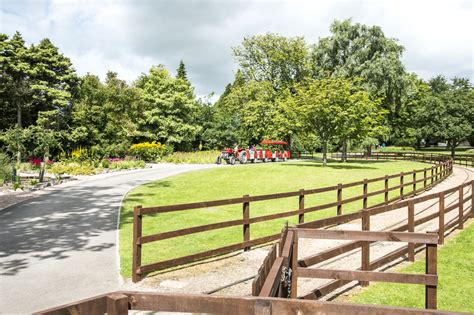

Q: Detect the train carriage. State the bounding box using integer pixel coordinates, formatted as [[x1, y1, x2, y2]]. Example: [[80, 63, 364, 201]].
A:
[[216, 140, 291, 165]]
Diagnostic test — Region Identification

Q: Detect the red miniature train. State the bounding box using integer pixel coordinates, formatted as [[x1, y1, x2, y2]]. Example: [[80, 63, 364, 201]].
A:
[[216, 140, 291, 165]]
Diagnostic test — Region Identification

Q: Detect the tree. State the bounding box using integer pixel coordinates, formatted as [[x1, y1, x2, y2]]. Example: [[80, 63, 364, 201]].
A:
[[176, 60, 188, 81], [233, 33, 310, 91], [26, 110, 62, 182], [295, 78, 383, 165], [416, 76, 474, 157], [311, 19, 408, 140], [135, 65, 200, 150]]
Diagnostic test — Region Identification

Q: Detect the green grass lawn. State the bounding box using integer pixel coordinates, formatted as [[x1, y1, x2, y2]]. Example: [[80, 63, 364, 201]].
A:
[[350, 221, 474, 312], [119, 159, 428, 277]]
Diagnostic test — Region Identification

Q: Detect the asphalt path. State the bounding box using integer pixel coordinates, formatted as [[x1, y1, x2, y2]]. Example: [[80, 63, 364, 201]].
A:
[[0, 164, 218, 314]]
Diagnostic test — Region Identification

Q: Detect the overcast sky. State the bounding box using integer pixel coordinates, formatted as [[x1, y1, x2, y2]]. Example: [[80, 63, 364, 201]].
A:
[[1, 0, 473, 98]]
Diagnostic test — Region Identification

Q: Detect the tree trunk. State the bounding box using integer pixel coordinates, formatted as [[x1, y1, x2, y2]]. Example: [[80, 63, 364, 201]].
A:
[[450, 140, 455, 158], [16, 103, 22, 164], [341, 141, 348, 162], [322, 141, 328, 166], [365, 145, 372, 157], [39, 149, 49, 183]]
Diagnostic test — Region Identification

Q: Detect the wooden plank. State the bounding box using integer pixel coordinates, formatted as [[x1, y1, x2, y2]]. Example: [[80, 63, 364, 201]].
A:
[[337, 184, 342, 216], [259, 257, 284, 297], [361, 210, 370, 287], [132, 206, 142, 283], [297, 268, 437, 286], [34, 294, 107, 315], [243, 194, 250, 251], [139, 218, 243, 244], [299, 189, 305, 223], [408, 200, 415, 262], [384, 175, 389, 204], [458, 186, 464, 230], [106, 293, 129, 315], [281, 230, 294, 258], [249, 209, 299, 224], [140, 196, 246, 214], [438, 193, 445, 245], [290, 232, 298, 298], [293, 229, 438, 244], [425, 244, 437, 309], [363, 179, 368, 209], [139, 233, 280, 274]]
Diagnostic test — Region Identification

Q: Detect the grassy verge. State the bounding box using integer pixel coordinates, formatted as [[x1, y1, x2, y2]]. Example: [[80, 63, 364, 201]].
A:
[[350, 221, 474, 312], [119, 159, 427, 277]]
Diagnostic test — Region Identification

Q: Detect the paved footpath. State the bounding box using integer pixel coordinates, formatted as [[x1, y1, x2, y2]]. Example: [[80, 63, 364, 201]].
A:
[[0, 164, 217, 314]]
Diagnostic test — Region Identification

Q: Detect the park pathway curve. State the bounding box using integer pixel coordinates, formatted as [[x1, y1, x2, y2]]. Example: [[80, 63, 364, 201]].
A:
[[0, 164, 218, 314]]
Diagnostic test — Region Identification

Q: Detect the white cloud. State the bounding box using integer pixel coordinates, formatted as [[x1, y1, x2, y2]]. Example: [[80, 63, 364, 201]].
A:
[[1, 0, 472, 96]]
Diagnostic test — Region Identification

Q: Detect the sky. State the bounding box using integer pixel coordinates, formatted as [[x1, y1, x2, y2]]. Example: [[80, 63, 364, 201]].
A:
[[1, 0, 473, 99]]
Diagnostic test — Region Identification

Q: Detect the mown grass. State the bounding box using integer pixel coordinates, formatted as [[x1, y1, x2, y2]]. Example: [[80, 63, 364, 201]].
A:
[[119, 159, 427, 277], [350, 221, 474, 312]]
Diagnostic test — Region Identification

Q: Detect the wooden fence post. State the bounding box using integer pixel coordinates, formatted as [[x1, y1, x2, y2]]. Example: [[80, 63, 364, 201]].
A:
[[458, 186, 464, 230], [472, 181, 474, 219], [132, 205, 143, 283], [431, 167, 434, 187], [291, 232, 298, 298], [438, 192, 445, 245], [425, 243, 437, 309], [400, 172, 404, 199], [363, 179, 368, 209], [361, 210, 370, 287], [107, 293, 129, 315], [243, 194, 250, 251], [337, 184, 342, 216], [384, 175, 389, 204], [412, 170, 416, 196], [408, 200, 415, 262], [423, 169, 427, 190], [298, 189, 305, 224]]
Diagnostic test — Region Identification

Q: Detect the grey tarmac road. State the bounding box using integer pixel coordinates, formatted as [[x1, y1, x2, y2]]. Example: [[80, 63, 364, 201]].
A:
[[0, 164, 218, 314]]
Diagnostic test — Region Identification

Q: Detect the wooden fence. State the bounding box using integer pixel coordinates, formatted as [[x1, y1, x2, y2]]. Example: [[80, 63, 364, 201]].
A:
[[332, 151, 473, 167], [132, 155, 453, 282], [254, 180, 473, 303], [291, 229, 439, 309], [35, 291, 467, 315]]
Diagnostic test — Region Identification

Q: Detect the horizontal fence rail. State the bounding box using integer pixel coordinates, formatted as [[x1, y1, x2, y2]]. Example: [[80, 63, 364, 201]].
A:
[[255, 179, 472, 303], [132, 153, 455, 282], [34, 291, 467, 315]]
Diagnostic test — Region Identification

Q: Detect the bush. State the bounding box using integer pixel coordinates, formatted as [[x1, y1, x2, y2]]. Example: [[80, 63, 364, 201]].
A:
[[48, 162, 98, 176], [380, 146, 415, 152], [0, 152, 12, 185], [101, 158, 110, 168], [129, 141, 169, 161], [108, 159, 145, 170], [161, 150, 221, 164]]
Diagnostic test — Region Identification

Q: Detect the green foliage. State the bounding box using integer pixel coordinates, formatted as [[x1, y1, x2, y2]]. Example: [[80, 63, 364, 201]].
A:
[[294, 77, 384, 164], [108, 159, 146, 170], [101, 158, 110, 168], [28, 179, 38, 186], [12, 177, 22, 191], [379, 146, 415, 152], [135, 65, 200, 150], [48, 162, 98, 176], [161, 150, 221, 164], [0, 152, 12, 184], [128, 141, 169, 161]]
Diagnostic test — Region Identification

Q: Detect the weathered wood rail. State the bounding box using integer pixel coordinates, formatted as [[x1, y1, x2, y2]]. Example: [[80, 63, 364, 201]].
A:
[[332, 151, 473, 167], [291, 229, 439, 309], [35, 290, 468, 315], [132, 154, 454, 282], [254, 180, 473, 304]]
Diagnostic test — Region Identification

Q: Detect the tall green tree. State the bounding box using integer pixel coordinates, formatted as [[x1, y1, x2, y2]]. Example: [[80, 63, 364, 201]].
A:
[[311, 19, 408, 140], [415, 76, 473, 156], [295, 78, 383, 165], [136, 65, 200, 150], [233, 33, 310, 91], [176, 60, 188, 81]]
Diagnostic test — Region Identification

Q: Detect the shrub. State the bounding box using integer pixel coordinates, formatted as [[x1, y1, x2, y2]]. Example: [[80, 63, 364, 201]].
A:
[[108, 159, 145, 170], [48, 162, 98, 176], [101, 158, 110, 168], [129, 141, 169, 161], [381, 146, 415, 152], [0, 152, 12, 185], [29, 179, 38, 186], [161, 150, 220, 164]]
